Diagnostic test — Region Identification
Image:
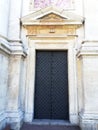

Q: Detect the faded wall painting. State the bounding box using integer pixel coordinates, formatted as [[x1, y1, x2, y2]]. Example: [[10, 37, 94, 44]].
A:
[[34, 0, 72, 9]]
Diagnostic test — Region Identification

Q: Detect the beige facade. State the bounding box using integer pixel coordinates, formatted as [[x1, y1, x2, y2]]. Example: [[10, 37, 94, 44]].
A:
[[0, 0, 98, 130]]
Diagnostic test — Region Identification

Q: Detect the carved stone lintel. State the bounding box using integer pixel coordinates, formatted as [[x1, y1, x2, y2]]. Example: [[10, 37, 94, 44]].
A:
[[27, 25, 76, 36], [24, 11, 78, 37]]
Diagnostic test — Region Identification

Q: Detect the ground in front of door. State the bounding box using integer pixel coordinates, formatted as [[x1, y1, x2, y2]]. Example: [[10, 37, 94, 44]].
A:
[[20, 123, 81, 130], [20, 120, 81, 130]]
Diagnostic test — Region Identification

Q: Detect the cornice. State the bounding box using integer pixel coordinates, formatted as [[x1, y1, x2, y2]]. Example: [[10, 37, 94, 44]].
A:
[[0, 35, 27, 57], [77, 40, 98, 57]]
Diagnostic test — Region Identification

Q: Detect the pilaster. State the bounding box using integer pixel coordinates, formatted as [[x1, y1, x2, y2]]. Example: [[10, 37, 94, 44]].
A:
[[6, 54, 24, 130], [77, 41, 98, 130], [24, 40, 35, 122]]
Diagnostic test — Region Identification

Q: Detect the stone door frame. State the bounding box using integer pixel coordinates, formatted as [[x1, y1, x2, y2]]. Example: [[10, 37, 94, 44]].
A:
[[24, 38, 78, 124]]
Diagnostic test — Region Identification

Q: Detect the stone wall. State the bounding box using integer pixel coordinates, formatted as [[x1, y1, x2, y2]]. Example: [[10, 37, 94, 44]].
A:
[[0, 0, 10, 129], [0, 0, 26, 129], [0, 0, 9, 37], [77, 42, 98, 130], [76, 1, 98, 129], [0, 0, 98, 130], [84, 0, 98, 40], [0, 52, 9, 130]]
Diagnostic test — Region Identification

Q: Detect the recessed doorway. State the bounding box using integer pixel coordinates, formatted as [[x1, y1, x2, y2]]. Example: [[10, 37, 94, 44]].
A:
[[34, 51, 69, 120]]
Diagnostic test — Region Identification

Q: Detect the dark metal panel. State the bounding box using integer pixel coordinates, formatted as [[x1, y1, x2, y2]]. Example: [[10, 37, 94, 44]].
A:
[[34, 51, 69, 120], [51, 51, 69, 120], [34, 51, 51, 119]]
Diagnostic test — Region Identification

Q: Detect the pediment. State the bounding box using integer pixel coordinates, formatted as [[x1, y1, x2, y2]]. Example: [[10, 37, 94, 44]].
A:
[[38, 13, 66, 22], [21, 6, 84, 26]]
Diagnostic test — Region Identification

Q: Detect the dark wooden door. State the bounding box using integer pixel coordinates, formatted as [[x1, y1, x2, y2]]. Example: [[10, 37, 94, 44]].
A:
[[34, 51, 69, 120]]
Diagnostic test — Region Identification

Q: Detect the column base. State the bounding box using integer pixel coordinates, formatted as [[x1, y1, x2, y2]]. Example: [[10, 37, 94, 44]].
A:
[[24, 112, 33, 122], [79, 112, 98, 130], [0, 112, 6, 130], [70, 113, 79, 124], [6, 110, 23, 130]]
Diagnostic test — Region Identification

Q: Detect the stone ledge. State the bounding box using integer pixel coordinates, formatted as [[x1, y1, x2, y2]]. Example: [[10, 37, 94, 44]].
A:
[[0, 36, 27, 57], [0, 111, 6, 120], [76, 41, 98, 57], [6, 110, 24, 130], [0, 37, 11, 55], [79, 112, 98, 120], [79, 112, 98, 130], [6, 110, 23, 122]]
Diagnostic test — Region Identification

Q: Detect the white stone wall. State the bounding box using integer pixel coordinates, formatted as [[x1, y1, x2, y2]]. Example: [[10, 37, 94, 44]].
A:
[[77, 42, 98, 130], [0, 52, 9, 130], [0, 0, 26, 129], [83, 56, 98, 113], [22, 0, 31, 16], [19, 57, 26, 112], [8, 0, 22, 40], [76, 0, 98, 129], [21, 0, 84, 17], [1, 0, 98, 130], [0, 0, 9, 37], [84, 0, 98, 40], [6, 55, 26, 130], [0, 0, 10, 129]]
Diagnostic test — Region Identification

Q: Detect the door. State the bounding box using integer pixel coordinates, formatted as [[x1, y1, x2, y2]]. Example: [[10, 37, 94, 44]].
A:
[[34, 51, 69, 120]]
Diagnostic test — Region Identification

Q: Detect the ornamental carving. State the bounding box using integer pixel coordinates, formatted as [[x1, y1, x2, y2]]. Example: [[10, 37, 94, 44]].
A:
[[27, 25, 76, 36], [39, 13, 65, 22]]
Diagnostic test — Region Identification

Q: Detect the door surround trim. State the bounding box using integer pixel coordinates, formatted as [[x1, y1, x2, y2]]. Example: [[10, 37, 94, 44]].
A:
[[24, 39, 78, 124]]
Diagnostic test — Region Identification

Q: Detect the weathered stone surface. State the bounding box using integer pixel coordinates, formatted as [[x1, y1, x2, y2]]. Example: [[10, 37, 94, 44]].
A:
[[0, 0, 98, 130]]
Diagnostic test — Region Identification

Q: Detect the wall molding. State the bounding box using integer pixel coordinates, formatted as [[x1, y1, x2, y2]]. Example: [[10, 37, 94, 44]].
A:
[[0, 35, 27, 57]]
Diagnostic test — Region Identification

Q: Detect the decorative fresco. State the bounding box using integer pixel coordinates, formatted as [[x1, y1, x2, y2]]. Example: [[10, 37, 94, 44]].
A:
[[34, 0, 72, 9]]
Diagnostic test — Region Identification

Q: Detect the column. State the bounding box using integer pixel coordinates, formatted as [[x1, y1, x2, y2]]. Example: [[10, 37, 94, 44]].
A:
[[24, 40, 35, 122], [77, 42, 98, 130], [7, 55, 23, 130]]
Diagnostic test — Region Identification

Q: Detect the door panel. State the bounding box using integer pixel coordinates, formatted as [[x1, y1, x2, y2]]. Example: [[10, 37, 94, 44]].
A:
[[34, 51, 51, 119], [51, 52, 69, 120], [34, 51, 69, 120]]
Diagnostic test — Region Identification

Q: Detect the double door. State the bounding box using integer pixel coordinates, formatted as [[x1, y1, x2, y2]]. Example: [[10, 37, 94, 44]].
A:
[[34, 51, 69, 120]]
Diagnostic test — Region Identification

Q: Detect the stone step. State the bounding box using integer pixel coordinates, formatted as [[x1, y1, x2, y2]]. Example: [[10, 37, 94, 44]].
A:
[[20, 123, 81, 130]]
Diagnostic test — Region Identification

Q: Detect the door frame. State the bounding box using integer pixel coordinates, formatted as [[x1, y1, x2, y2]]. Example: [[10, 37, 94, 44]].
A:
[[24, 38, 78, 124]]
